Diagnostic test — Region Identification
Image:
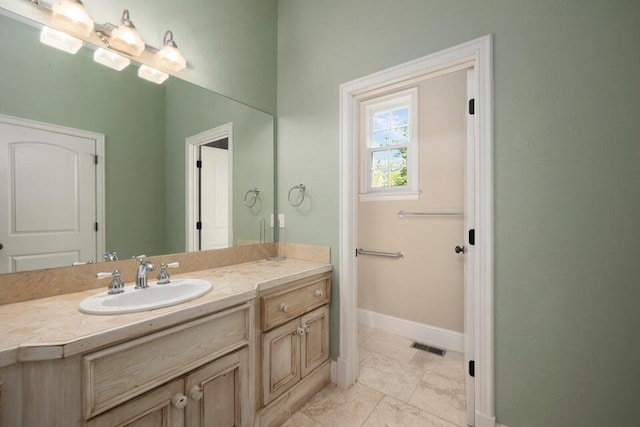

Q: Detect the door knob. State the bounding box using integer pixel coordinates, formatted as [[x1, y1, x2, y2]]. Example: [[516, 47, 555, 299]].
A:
[[455, 245, 466, 254], [188, 385, 204, 401], [0, 243, 3, 250], [171, 393, 188, 409]]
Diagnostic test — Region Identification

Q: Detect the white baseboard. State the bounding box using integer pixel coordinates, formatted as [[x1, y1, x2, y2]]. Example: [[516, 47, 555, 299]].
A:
[[358, 308, 464, 352], [330, 360, 337, 384], [475, 411, 497, 427]]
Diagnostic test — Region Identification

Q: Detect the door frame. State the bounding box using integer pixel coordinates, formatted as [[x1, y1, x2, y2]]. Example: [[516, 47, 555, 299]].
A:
[[337, 35, 495, 427], [0, 113, 106, 263], [185, 122, 234, 251]]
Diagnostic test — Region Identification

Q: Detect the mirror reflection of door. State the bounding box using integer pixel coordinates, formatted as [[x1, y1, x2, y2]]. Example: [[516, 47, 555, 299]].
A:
[[198, 138, 230, 250], [0, 116, 104, 273]]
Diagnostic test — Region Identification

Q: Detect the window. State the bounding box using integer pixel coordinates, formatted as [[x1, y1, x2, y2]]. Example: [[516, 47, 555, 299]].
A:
[[360, 88, 419, 200]]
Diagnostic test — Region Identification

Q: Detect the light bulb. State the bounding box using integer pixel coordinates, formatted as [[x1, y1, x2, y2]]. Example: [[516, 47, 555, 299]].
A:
[[51, 0, 94, 38], [138, 65, 169, 84], [109, 10, 145, 57], [154, 31, 187, 72], [40, 26, 83, 54]]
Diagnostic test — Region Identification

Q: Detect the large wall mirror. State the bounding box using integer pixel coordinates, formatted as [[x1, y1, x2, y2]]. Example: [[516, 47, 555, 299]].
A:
[[0, 10, 275, 273]]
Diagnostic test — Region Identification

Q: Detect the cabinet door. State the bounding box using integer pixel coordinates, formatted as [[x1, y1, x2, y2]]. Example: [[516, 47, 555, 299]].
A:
[[300, 305, 330, 377], [262, 318, 301, 405], [85, 378, 185, 427], [185, 348, 250, 427]]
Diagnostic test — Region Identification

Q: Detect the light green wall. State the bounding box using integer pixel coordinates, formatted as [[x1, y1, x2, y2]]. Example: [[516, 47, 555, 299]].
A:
[[0, 0, 278, 114], [277, 0, 640, 425], [0, 14, 167, 259], [164, 79, 275, 253]]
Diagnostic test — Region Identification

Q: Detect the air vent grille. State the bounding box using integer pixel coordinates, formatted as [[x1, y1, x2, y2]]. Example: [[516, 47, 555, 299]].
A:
[[411, 341, 447, 357]]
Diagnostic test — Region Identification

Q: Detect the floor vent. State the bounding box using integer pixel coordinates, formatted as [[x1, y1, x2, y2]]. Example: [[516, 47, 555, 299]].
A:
[[411, 341, 447, 357]]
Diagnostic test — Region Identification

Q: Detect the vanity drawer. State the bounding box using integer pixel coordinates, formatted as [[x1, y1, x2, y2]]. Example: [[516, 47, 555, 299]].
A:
[[261, 274, 330, 331], [82, 303, 250, 419]]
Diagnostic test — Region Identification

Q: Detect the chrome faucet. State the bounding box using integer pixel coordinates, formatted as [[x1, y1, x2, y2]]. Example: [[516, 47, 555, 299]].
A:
[[135, 258, 156, 289]]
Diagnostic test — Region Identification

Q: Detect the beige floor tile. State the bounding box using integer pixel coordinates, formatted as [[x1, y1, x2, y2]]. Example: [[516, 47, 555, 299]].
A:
[[358, 324, 378, 335], [358, 347, 372, 362], [281, 411, 324, 427], [359, 329, 417, 362], [408, 370, 466, 426], [362, 396, 459, 427], [358, 352, 424, 402], [300, 382, 383, 427], [410, 351, 465, 382]]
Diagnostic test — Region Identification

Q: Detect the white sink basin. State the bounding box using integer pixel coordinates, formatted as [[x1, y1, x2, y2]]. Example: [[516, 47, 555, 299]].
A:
[[79, 279, 213, 315]]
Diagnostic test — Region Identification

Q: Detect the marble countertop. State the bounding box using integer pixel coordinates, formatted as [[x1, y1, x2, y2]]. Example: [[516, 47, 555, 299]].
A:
[[0, 258, 331, 368]]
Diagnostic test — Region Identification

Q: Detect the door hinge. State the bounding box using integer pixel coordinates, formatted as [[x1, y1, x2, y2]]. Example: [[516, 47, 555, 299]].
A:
[[196, 160, 202, 168], [469, 229, 475, 246], [469, 360, 475, 377], [468, 98, 475, 115], [94, 154, 99, 165], [94, 222, 99, 232], [196, 221, 202, 230]]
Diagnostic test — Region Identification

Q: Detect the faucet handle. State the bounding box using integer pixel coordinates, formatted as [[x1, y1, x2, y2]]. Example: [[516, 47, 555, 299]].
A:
[[97, 270, 125, 295], [157, 262, 180, 285], [132, 254, 147, 262]]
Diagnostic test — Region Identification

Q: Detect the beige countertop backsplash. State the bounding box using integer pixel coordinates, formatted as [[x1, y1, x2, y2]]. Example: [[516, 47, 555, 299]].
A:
[[0, 243, 331, 368]]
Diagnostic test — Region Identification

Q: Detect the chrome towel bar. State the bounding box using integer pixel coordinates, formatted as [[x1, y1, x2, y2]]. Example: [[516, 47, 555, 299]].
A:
[[357, 248, 404, 258], [398, 210, 463, 217]]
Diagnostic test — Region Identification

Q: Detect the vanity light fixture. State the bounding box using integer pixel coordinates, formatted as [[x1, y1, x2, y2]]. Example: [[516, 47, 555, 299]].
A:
[[39, 26, 83, 54], [50, 0, 94, 37], [93, 48, 130, 71], [138, 65, 169, 84], [154, 30, 187, 72], [109, 9, 145, 57]]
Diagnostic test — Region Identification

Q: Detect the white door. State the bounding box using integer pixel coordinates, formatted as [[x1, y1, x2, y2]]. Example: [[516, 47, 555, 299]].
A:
[[0, 120, 98, 272], [200, 145, 229, 250], [464, 68, 477, 426]]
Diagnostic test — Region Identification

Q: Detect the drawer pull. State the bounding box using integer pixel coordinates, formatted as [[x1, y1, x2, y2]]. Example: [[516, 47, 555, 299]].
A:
[[297, 327, 306, 336], [314, 290, 323, 298], [279, 303, 289, 313], [188, 385, 204, 401], [172, 393, 188, 409]]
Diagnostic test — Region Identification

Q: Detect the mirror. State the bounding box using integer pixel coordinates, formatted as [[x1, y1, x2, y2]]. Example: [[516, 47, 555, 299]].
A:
[[0, 11, 275, 273]]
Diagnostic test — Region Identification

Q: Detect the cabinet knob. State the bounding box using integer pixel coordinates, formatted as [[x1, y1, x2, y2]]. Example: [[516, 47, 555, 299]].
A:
[[314, 290, 323, 298], [279, 303, 289, 312], [296, 327, 306, 336], [188, 385, 204, 401], [172, 393, 188, 409]]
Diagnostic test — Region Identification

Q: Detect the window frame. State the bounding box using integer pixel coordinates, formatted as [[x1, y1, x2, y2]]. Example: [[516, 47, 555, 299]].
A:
[[359, 87, 419, 201]]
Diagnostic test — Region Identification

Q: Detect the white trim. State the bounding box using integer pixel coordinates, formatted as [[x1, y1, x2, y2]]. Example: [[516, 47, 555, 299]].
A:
[[358, 191, 420, 202], [338, 35, 494, 426], [358, 309, 463, 352], [0, 113, 106, 262], [330, 360, 337, 384], [476, 412, 497, 427], [185, 123, 234, 251]]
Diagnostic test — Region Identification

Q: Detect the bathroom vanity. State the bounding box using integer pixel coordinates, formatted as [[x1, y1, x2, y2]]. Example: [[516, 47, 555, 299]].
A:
[[0, 246, 332, 427]]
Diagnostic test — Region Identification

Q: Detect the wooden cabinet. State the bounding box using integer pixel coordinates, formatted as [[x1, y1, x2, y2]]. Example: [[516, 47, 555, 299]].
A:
[[259, 271, 331, 410], [83, 304, 250, 419], [87, 348, 250, 427], [85, 378, 186, 427], [186, 347, 250, 427], [262, 305, 329, 405]]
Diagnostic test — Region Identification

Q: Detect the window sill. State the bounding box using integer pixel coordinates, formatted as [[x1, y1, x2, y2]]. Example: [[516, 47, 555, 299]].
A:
[[359, 191, 420, 202]]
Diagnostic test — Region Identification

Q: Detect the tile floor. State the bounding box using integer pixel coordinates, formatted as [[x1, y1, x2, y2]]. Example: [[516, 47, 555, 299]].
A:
[[282, 324, 468, 427]]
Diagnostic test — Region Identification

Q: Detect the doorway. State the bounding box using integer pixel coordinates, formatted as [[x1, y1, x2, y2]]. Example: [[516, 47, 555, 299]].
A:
[[186, 123, 234, 251], [337, 36, 495, 426], [0, 114, 105, 272]]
